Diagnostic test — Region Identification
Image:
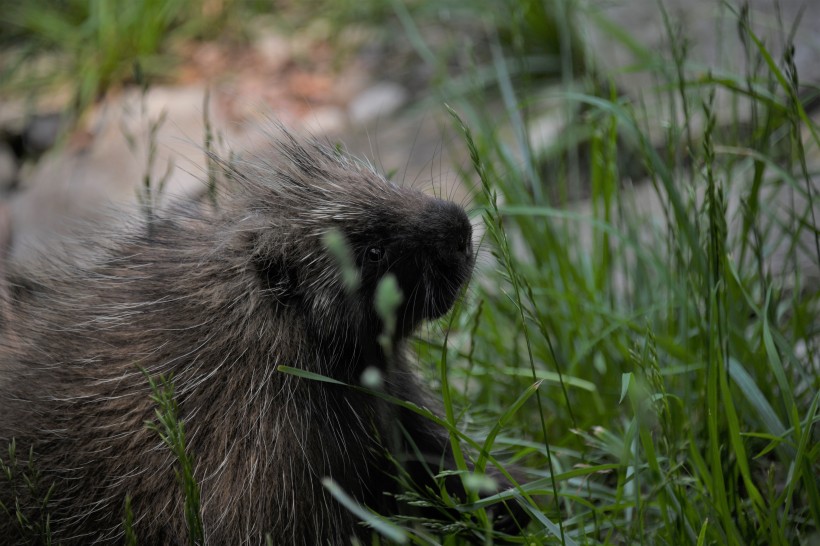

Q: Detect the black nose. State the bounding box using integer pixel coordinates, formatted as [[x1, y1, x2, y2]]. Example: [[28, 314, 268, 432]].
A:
[[458, 227, 473, 262], [421, 200, 473, 261]]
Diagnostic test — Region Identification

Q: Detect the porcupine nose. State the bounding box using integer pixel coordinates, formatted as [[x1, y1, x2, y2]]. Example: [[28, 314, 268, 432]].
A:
[[454, 206, 473, 265], [457, 224, 473, 263], [447, 204, 473, 265], [420, 199, 474, 267]]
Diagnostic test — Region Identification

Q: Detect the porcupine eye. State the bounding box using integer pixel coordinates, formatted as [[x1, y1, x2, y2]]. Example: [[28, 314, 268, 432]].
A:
[[367, 246, 385, 263]]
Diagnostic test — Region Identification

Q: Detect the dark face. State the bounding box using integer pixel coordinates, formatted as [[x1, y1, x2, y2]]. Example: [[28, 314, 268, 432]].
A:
[[352, 199, 474, 337], [250, 186, 474, 354]]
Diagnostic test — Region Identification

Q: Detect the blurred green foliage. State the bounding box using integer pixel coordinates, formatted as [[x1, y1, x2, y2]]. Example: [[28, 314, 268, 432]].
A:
[[0, 0, 259, 115]]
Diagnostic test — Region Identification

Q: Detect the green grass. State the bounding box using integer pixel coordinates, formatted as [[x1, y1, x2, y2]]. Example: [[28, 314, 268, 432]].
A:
[[144, 372, 205, 546], [0, 440, 54, 545], [400, 2, 819, 544], [0, 0, 255, 117]]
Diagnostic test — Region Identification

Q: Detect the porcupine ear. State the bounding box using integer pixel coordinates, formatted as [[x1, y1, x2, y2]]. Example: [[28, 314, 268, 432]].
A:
[[254, 252, 298, 303], [249, 232, 299, 304]]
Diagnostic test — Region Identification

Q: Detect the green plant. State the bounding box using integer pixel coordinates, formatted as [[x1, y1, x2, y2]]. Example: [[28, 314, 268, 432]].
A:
[[0, 0, 252, 117], [144, 372, 205, 545], [0, 439, 55, 545], [400, 1, 819, 544]]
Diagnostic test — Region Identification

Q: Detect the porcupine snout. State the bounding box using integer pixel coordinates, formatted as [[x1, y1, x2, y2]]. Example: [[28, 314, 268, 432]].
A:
[[413, 198, 474, 319]]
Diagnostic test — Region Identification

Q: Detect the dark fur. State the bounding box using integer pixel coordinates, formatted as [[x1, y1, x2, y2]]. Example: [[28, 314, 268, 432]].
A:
[[0, 129, 502, 544]]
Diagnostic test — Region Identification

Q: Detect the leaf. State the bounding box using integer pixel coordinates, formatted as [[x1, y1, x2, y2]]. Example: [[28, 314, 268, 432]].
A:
[[322, 478, 407, 544], [619, 372, 632, 404]]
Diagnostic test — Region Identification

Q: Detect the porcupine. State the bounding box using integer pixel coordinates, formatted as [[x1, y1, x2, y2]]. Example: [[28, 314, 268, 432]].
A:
[[0, 127, 523, 544]]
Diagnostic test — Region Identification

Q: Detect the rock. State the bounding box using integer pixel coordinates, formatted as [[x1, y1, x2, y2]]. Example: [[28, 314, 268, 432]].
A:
[[21, 112, 63, 157], [0, 144, 16, 192], [255, 33, 292, 72], [583, 0, 820, 126], [6, 85, 241, 271], [301, 105, 347, 135], [348, 82, 409, 126]]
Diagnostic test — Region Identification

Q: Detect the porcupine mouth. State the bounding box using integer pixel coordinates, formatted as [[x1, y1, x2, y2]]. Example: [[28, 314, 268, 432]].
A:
[[396, 276, 466, 335], [422, 266, 471, 320], [417, 204, 475, 321]]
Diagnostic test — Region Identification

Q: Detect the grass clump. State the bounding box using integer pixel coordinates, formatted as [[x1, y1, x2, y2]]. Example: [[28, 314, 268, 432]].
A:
[[144, 372, 205, 546], [0, 440, 55, 545], [0, 0, 254, 117], [397, 1, 820, 544]]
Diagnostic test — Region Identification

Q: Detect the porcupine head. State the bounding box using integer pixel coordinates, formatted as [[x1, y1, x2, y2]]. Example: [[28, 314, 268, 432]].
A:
[[226, 131, 475, 381]]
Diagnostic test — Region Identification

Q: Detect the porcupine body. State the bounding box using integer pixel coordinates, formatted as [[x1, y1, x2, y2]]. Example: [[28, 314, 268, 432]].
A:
[[0, 128, 481, 544]]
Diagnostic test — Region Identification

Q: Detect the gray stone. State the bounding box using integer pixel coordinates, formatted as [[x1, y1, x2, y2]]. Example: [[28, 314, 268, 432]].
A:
[[23, 112, 63, 156], [348, 82, 409, 126], [254, 33, 292, 72], [583, 0, 820, 127], [301, 105, 347, 135], [0, 144, 16, 192], [586, 0, 820, 83], [7, 85, 249, 271]]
